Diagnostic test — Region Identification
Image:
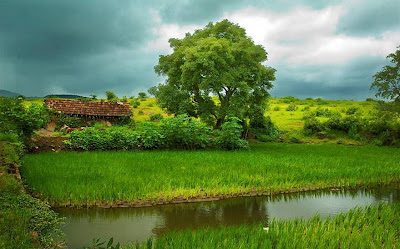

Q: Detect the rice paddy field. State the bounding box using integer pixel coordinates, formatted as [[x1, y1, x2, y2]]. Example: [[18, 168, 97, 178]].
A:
[[128, 203, 400, 249], [21, 143, 400, 207]]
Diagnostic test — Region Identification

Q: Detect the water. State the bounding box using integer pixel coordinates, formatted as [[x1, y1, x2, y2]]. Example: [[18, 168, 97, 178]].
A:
[[56, 186, 400, 248]]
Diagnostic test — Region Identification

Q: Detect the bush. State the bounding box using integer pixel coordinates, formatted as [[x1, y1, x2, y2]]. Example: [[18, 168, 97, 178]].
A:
[[217, 117, 249, 150], [286, 103, 298, 111], [303, 116, 325, 135], [150, 113, 164, 122], [281, 96, 299, 103], [66, 116, 249, 151], [302, 106, 310, 112], [160, 115, 213, 149], [131, 100, 140, 108], [314, 108, 339, 118], [346, 107, 360, 115], [249, 115, 280, 142], [0, 97, 49, 143], [273, 106, 280, 111]]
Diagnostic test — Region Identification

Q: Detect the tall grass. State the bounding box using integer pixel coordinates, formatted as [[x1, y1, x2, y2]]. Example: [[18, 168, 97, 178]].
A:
[[128, 203, 400, 249], [21, 143, 400, 206]]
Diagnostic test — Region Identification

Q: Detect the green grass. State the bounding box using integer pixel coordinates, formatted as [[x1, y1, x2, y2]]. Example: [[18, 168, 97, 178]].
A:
[[128, 203, 400, 249], [21, 143, 400, 207]]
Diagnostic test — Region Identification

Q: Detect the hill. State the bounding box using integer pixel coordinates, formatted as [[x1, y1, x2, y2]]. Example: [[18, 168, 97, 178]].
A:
[[44, 94, 84, 99], [0, 90, 21, 97]]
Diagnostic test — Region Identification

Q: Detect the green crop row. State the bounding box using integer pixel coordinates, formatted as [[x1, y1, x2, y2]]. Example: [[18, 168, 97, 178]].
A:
[[21, 143, 400, 207]]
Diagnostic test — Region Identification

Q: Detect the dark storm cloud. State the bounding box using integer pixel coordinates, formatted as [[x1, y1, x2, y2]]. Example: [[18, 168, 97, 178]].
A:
[[0, 0, 158, 97], [0, 0, 399, 99], [157, 0, 343, 25], [337, 0, 400, 36], [270, 56, 387, 100]]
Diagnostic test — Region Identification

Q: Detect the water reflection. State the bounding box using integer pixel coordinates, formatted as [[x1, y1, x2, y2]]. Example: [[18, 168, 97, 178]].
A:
[[56, 186, 400, 248]]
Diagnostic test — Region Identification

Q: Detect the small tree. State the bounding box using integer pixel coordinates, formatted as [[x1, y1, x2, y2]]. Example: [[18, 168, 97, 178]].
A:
[[0, 97, 49, 143], [371, 46, 400, 102], [138, 92, 148, 99], [370, 46, 400, 115], [90, 94, 97, 100], [105, 91, 117, 101]]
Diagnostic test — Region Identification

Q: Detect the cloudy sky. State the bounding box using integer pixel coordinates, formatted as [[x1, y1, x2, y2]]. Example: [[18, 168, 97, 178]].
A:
[[0, 0, 399, 99]]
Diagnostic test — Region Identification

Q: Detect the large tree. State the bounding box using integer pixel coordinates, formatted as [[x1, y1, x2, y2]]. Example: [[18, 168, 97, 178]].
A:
[[153, 19, 276, 128]]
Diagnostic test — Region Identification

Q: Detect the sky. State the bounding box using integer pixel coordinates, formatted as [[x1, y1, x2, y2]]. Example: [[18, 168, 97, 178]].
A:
[[0, 0, 399, 99]]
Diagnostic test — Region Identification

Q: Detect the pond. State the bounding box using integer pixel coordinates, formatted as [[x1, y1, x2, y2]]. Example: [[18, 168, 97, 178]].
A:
[[56, 186, 400, 248]]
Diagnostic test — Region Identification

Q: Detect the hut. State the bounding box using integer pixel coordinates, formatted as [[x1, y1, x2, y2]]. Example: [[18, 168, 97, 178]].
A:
[[44, 99, 132, 128]]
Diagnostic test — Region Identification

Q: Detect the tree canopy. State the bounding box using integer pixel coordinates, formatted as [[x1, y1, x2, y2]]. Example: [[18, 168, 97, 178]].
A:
[[153, 19, 276, 128], [371, 46, 400, 102]]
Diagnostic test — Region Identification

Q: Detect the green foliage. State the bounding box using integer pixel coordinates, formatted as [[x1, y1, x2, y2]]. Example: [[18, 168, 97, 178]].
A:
[[313, 108, 339, 117], [0, 97, 49, 143], [345, 107, 360, 115], [160, 115, 213, 149], [217, 117, 249, 150], [303, 116, 325, 135], [371, 45, 400, 102], [285, 103, 298, 111], [131, 100, 141, 108], [130, 204, 400, 249], [66, 115, 248, 151], [153, 19, 276, 128], [249, 113, 280, 141], [150, 113, 163, 122], [0, 141, 65, 248], [138, 92, 148, 99], [65, 127, 141, 151], [281, 96, 299, 103], [105, 91, 117, 101], [273, 106, 280, 111]]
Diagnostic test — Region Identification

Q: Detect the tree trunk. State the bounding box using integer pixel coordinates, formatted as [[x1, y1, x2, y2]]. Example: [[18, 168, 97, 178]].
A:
[[214, 117, 225, 130]]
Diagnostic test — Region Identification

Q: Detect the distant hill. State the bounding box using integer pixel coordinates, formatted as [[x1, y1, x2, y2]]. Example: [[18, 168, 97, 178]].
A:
[[0, 90, 22, 97], [44, 94, 84, 99]]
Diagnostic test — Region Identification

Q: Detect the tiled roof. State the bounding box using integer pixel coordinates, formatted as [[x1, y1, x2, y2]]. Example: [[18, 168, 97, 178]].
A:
[[44, 99, 132, 117]]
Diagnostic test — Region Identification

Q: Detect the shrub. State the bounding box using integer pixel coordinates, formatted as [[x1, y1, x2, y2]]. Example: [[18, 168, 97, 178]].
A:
[[66, 116, 249, 151], [286, 103, 298, 111], [217, 117, 249, 150], [281, 96, 299, 103], [249, 115, 280, 142], [131, 100, 140, 108], [346, 107, 360, 115], [0, 97, 49, 143], [160, 115, 213, 149], [302, 106, 310, 112], [150, 113, 164, 122], [273, 106, 280, 111], [303, 116, 325, 135], [138, 110, 144, 115]]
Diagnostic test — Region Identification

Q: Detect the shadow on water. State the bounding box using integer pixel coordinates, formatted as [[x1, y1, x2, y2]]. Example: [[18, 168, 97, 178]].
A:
[[56, 186, 400, 248]]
